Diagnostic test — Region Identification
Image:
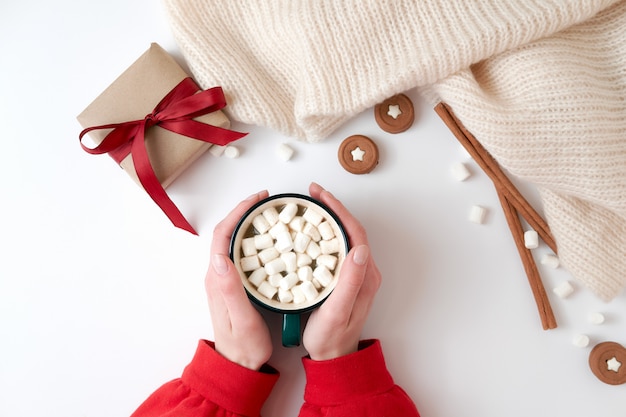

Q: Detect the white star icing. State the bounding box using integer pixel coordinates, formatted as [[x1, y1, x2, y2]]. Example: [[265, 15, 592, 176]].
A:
[[351, 146, 365, 161], [607, 357, 622, 373], [387, 104, 402, 119]]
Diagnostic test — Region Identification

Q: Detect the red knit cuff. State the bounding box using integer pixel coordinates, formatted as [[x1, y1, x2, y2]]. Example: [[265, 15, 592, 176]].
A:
[[302, 339, 395, 406], [182, 340, 279, 416]]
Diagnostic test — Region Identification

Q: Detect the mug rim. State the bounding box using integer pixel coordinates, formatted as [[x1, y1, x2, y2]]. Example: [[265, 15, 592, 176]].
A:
[[229, 193, 350, 314]]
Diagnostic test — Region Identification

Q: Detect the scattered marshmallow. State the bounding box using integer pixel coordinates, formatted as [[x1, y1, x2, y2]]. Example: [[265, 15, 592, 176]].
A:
[[450, 162, 471, 181], [224, 145, 240, 158], [588, 312, 605, 325], [572, 334, 590, 348], [524, 230, 539, 249], [276, 143, 295, 161], [469, 205, 488, 224], [553, 281, 574, 298], [209, 144, 226, 157], [540, 253, 560, 269]]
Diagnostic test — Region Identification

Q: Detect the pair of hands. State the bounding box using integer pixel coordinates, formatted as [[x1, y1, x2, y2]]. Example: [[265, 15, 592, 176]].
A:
[[205, 182, 381, 370]]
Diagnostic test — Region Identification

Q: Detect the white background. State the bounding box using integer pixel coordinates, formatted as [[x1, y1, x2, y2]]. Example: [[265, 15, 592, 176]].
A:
[[1, 1, 624, 416]]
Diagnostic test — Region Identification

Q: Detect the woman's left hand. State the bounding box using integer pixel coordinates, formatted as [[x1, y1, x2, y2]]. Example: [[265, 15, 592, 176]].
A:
[[205, 190, 273, 371]]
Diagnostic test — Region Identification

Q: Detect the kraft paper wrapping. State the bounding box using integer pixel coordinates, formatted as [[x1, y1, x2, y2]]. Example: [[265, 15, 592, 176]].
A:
[[77, 43, 230, 189]]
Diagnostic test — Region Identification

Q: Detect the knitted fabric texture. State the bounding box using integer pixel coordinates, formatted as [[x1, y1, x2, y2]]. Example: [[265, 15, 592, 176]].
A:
[[421, 2, 626, 301], [165, 0, 626, 300]]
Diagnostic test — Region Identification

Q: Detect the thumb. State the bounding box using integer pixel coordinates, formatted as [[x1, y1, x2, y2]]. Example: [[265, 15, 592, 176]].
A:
[[211, 253, 253, 319], [211, 253, 231, 276], [323, 245, 370, 314]]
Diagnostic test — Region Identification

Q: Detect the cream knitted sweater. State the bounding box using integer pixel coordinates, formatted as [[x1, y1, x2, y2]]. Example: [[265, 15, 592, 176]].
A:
[[165, 0, 626, 301]]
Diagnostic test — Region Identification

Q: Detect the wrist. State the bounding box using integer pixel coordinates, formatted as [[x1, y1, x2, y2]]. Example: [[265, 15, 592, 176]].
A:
[[308, 341, 359, 361], [215, 343, 266, 371]]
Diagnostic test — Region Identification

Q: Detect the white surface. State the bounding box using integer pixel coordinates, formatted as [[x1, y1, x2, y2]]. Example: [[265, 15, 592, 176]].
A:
[[1, 1, 625, 416]]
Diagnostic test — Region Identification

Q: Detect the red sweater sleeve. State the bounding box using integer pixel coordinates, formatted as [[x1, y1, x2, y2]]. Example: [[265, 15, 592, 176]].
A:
[[298, 339, 420, 417], [131, 340, 279, 417]]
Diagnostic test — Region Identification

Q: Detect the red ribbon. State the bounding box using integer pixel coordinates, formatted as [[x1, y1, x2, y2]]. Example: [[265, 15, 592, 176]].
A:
[[79, 77, 246, 235]]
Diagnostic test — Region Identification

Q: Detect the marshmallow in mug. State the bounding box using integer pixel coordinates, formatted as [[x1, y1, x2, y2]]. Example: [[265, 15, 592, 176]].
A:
[[238, 202, 343, 305]]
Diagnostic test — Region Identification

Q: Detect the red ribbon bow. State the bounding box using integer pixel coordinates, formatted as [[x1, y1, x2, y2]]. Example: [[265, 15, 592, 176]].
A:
[[79, 77, 246, 235]]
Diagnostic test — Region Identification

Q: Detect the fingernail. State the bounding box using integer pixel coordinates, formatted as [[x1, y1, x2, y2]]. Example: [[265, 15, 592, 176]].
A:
[[353, 245, 369, 265], [212, 254, 229, 275]]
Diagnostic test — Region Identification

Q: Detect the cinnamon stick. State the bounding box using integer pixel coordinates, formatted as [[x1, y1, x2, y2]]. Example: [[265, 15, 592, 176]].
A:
[[497, 190, 557, 330], [434, 102, 557, 330], [434, 103, 557, 254]]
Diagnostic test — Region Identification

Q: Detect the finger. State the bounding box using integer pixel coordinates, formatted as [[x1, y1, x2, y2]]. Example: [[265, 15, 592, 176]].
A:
[[310, 182, 381, 286], [319, 245, 370, 322], [205, 256, 230, 322], [205, 279, 230, 335], [309, 182, 325, 200], [309, 182, 369, 248], [211, 190, 269, 255], [347, 260, 381, 326], [211, 253, 257, 323]]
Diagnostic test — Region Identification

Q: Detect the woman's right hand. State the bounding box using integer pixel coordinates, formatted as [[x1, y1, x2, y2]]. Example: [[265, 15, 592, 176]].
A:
[[302, 183, 382, 361]]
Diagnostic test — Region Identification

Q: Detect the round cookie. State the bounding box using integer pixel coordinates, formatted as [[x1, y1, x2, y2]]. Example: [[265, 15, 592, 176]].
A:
[[338, 135, 379, 174], [589, 341, 626, 385], [374, 94, 415, 134]]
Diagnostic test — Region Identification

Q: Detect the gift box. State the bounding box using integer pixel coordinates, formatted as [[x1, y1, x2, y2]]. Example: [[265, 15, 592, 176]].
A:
[[77, 43, 244, 234]]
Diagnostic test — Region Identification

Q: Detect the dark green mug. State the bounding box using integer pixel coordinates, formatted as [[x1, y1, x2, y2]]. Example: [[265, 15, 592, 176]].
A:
[[230, 193, 349, 347]]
